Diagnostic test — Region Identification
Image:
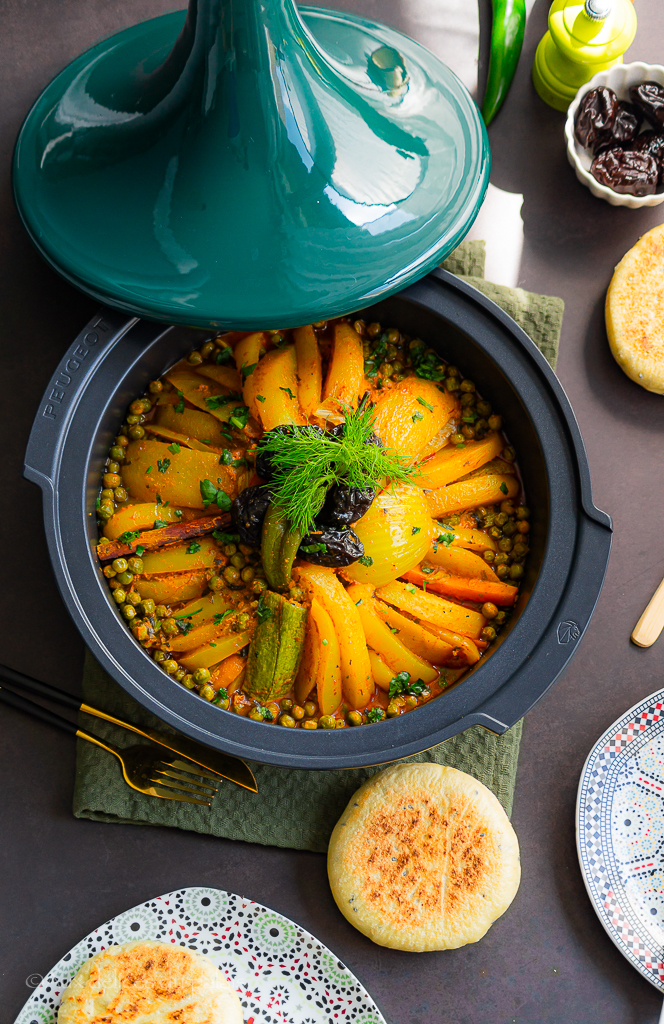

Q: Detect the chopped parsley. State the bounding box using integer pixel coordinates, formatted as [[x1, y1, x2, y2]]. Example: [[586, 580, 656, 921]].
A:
[[167, 442, 181, 454], [241, 362, 257, 380], [229, 406, 250, 431], [213, 610, 234, 626], [388, 671, 427, 699], [412, 526, 421, 535], [118, 530, 140, 543], [406, 585, 416, 594], [389, 626, 399, 634], [365, 708, 385, 723], [153, 519, 168, 529], [200, 478, 232, 510], [136, 545, 145, 556], [416, 396, 434, 412], [174, 391, 185, 414], [212, 687, 229, 703], [156, 493, 163, 504], [438, 530, 455, 547], [186, 541, 201, 554], [322, 638, 329, 646], [256, 597, 273, 624], [421, 565, 435, 575], [146, 465, 152, 474], [257, 395, 266, 403], [461, 413, 477, 424], [174, 608, 202, 620], [220, 450, 247, 468], [500, 481, 509, 494], [215, 347, 234, 365], [355, 598, 363, 606], [157, 458, 170, 473], [358, 554, 374, 567], [206, 392, 243, 410], [410, 347, 446, 382], [279, 386, 295, 400], [412, 412, 424, 423]]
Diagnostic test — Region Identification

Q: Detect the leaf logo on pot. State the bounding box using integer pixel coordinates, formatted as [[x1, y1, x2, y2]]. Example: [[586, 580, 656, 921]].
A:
[[557, 620, 581, 645]]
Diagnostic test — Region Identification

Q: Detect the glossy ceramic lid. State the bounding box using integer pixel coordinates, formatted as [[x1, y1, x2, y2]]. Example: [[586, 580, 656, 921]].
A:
[[13, 0, 490, 329]]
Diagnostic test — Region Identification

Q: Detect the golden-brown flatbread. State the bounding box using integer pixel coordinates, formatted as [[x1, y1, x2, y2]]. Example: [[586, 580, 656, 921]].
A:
[[57, 940, 243, 1024], [606, 223, 664, 394], [327, 763, 520, 951]]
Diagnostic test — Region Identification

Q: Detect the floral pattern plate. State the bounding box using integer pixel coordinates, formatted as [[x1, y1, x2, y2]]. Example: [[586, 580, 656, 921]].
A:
[[576, 689, 664, 992], [14, 887, 386, 1024]]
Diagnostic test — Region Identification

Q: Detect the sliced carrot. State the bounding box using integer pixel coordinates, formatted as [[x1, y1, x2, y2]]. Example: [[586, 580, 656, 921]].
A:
[[210, 654, 246, 692], [346, 584, 438, 683], [323, 322, 364, 408], [368, 650, 394, 691], [294, 324, 322, 418], [376, 580, 485, 639], [403, 567, 518, 606], [426, 474, 519, 518], [419, 620, 481, 665], [373, 600, 454, 664], [415, 432, 503, 489], [295, 565, 372, 709], [424, 544, 499, 581]]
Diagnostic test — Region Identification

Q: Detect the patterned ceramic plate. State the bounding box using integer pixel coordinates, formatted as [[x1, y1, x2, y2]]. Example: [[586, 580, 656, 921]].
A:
[[577, 689, 664, 992], [14, 887, 386, 1024]]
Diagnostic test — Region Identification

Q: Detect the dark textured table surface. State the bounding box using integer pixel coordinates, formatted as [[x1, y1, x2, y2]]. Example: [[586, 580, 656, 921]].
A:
[[3, 1, 664, 1022]]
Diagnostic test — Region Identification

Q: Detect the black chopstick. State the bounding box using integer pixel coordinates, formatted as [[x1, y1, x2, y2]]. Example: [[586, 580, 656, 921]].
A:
[[0, 663, 81, 711]]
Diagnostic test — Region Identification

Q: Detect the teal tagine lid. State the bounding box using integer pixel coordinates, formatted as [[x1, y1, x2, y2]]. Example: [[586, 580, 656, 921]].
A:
[[13, 0, 490, 329]]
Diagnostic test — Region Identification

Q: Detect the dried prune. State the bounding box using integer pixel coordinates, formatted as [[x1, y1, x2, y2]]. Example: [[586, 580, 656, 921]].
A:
[[317, 483, 375, 525], [591, 148, 658, 196], [328, 422, 383, 448], [232, 485, 271, 546], [298, 526, 364, 567], [255, 424, 323, 480], [630, 81, 664, 129], [631, 130, 664, 184], [574, 87, 618, 149], [595, 101, 642, 152]]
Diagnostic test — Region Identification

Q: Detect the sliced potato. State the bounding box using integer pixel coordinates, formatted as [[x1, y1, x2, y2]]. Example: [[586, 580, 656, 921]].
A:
[[164, 366, 242, 425], [347, 583, 438, 683], [294, 325, 322, 417], [376, 580, 485, 639], [373, 600, 455, 663], [243, 345, 305, 431], [121, 439, 238, 508], [415, 432, 503, 489], [372, 376, 458, 464], [426, 474, 519, 518], [195, 363, 243, 391], [323, 322, 364, 408], [103, 502, 185, 540], [368, 649, 394, 691], [140, 536, 223, 575], [155, 405, 231, 446], [144, 423, 224, 453], [425, 543, 499, 580], [133, 571, 208, 605], [179, 631, 252, 671]]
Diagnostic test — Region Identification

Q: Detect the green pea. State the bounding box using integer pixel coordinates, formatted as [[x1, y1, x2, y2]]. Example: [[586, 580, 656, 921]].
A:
[[488, 414, 502, 431], [494, 610, 507, 625], [149, 380, 163, 394], [112, 588, 126, 605], [319, 715, 336, 729], [114, 487, 128, 503], [112, 557, 128, 574], [187, 351, 204, 365], [155, 604, 169, 618], [459, 379, 475, 393], [279, 714, 296, 728], [493, 552, 509, 566], [482, 602, 498, 619], [200, 684, 216, 700], [162, 617, 178, 636], [153, 649, 167, 662], [98, 502, 115, 519], [502, 520, 516, 537], [117, 570, 134, 585], [128, 556, 144, 573], [347, 710, 363, 726], [103, 564, 117, 579], [223, 543, 237, 557], [236, 612, 251, 630], [182, 674, 196, 689], [193, 667, 211, 684], [208, 575, 225, 592], [498, 537, 513, 552], [302, 719, 318, 730], [140, 598, 156, 617], [223, 566, 241, 585], [128, 425, 146, 440], [240, 567, 255, 583], [291, 704, 305, 721], [509, 564, 524, 581], [476, 401, 492, 417], [304, 701, 317, 717], [516, 505, 530, 520], [121, 604, 136, 620], [100, 488, 115, 501], [496, 564, 510, 580], [481, 626, 497, 642], [461, 424, 475, 440], [163, 659, 179, 674], [109, 446, 125, 461], [126, 591, 142, 607], [230, 553, 246, 570], [386, 702, 400, 718], [280, 698, 294, 711], [483, 550, 495, 564]]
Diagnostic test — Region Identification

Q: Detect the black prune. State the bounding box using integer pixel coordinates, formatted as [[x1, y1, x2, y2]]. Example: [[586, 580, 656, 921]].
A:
[[629, 81, 664, 129], [591, 148, 658, 196], [318, 483, 375, 525], [255, 424, 324, 480], [232, 485, 271, 546], [574, 87, 618, 149], [631, 130, 664, 185], [595, 101, 642, 152], [298, 526, 364, 567], [328, 422, 383, 448]]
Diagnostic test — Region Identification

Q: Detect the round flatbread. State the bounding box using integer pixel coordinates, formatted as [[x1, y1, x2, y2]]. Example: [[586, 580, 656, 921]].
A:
[[327, 763, 520, 951], [606, 223, 664, 394], [57, 940, 243, 1024]]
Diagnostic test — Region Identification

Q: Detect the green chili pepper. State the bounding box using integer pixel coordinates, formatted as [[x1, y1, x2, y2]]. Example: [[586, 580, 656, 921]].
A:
[[481, 0, 526, 126], [261, 503, 303, 590]]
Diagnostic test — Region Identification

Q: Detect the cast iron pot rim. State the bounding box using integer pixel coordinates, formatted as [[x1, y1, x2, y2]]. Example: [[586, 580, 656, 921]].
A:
[[24, 269, 612, 769]]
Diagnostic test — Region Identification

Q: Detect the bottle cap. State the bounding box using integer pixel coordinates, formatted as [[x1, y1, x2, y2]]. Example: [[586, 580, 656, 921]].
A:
[[584, 0, 613, 20]]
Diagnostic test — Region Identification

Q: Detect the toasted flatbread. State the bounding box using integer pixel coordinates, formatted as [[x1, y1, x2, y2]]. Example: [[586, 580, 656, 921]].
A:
[[328, 763, 520, 951], [57, 940, 243, 1024], [606, 223, 664, 394]]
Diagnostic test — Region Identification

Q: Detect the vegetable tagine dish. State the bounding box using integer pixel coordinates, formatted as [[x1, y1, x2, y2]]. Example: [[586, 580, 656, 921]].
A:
[[95, 318, 530, 730]]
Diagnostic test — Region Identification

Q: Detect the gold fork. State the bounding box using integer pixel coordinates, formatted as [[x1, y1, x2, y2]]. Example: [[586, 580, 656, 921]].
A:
[[0, 684, 217, 807]]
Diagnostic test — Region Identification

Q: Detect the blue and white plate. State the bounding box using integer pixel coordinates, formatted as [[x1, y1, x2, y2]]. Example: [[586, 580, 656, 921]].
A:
[[577, 690, 664, 991], [14, 887, 386, 1024]]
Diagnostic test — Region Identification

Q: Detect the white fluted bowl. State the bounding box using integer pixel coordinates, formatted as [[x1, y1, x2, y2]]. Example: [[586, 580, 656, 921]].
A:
[[565, 62, 664, 208]]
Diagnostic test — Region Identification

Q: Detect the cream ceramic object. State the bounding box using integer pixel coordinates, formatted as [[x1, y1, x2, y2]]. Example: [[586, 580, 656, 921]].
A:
[[565, 62, 664, 207]]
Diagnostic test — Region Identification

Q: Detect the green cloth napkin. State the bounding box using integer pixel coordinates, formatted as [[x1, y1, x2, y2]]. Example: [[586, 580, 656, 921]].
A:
[[73, 241, 564, 852]]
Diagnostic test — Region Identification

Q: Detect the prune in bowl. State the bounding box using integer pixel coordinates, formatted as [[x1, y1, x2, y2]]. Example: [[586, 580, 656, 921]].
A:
[[590, 148, 659, 197], [574, 86, 618, 149]]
